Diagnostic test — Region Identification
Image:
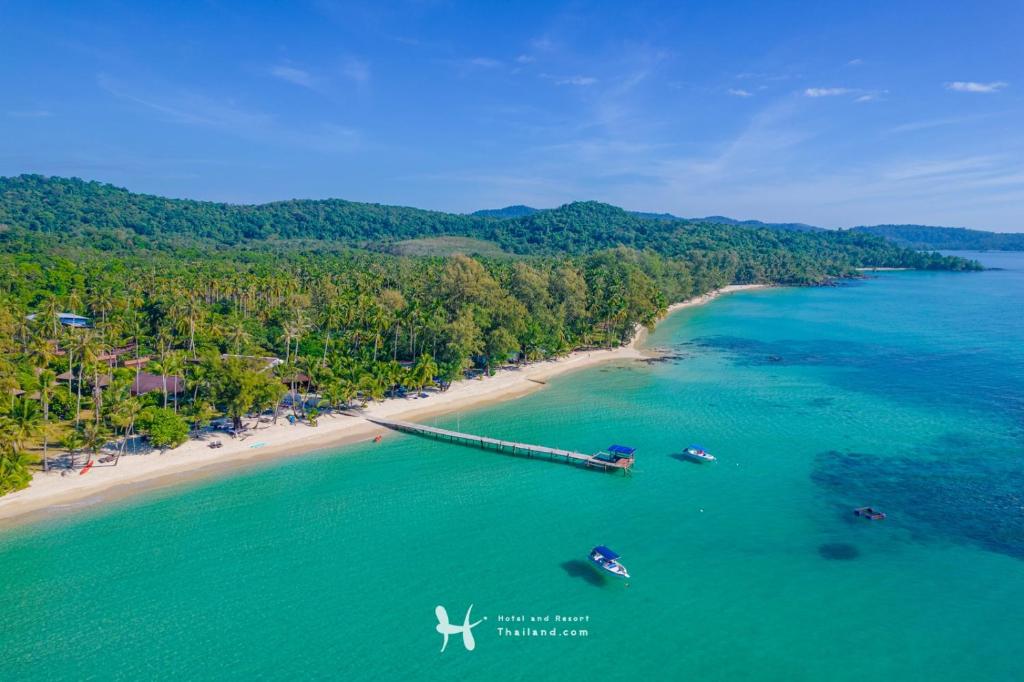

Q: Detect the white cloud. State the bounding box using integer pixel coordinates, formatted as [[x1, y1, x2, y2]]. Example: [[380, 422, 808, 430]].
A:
[[555, 75, 598, 86], [945, 81, 1007, 93], [804, 87, 851, 97], [270, 65, 317, 89], [515, 54, 535, 64], [728, 88, 753, 97], [847, 58, 864, 66], [856, 94, 877, 102]]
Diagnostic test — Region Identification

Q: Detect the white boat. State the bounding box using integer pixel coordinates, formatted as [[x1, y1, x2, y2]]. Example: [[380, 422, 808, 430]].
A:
[[683, 445, 716, 462], [589, 546, 630, 578]]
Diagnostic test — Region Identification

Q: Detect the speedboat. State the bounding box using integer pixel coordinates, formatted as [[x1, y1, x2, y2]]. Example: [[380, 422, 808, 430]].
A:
[[683, 445, 716, 462], [589, 545, 630, 578]]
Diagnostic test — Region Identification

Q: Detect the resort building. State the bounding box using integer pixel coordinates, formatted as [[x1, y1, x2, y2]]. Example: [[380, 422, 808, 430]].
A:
[[26, 312, 92, 328]]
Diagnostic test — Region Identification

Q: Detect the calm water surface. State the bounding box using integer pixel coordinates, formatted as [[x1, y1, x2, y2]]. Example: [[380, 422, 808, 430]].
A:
[[2, 251, 1023, 681]]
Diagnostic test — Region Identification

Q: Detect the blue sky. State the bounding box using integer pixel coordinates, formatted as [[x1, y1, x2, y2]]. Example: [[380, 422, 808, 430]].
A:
[[2, 1, 1023, 230]]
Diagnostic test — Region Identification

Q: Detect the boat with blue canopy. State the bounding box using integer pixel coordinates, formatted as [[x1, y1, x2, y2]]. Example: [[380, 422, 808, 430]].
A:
[[589, 545, 630, 578], [592, 444, 636, 467]]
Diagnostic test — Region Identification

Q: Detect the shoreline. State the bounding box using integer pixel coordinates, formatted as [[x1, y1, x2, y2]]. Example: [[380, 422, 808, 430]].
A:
[[0, 284, 766, 528]]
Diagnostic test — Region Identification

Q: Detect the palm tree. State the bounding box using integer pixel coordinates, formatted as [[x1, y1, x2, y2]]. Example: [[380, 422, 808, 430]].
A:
[[67, 328, 100, 428], [109, 395, 141, 463], [120, 312, 147, 383], [368, 306, 389, 363], [319, 304, 341, 366], [27, 335, 57, 371], [37, 369, 56, 471], [81, 422, 109, 462], [62, 429, 85, 469], [171, 293, 204, 358], [222, 314, 251, 355], [14, 314, 32, 353], [65, 289, 84, 319], [0, 432, 33, 494], [37, 295, 63, 338], [7, 397, 42, 452], [279, 322, 297, 365], [357, 371, 387, 404], [88, 284, 117, 338], [150, 325, 176, 409], [410, 354, 439, 391], [253, 381, 286, 430], [161, 352, 185, 413]]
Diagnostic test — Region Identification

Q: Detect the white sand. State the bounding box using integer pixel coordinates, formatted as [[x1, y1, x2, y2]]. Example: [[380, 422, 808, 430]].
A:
[[0, 284, 766, 526]]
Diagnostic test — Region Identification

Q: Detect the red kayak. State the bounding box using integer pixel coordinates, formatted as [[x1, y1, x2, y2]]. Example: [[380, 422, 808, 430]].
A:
[[79, 460, 94, 475]]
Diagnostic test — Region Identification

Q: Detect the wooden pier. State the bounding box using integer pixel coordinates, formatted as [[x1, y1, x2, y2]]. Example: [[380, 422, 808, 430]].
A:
[[367, 418, 634, 474]]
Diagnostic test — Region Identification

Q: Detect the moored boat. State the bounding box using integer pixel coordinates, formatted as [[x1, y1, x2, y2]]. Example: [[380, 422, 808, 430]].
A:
[[589, 545, 630, 578], [683, 445, 716, 462]]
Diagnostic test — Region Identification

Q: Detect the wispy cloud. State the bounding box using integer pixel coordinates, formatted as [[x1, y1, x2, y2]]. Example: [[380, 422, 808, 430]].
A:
[[847, 58, 864, 66], [804, 87, 884, 102], [728, 88, 753, 97], [97, 73, 359, 152], [882, 155, 1000, 181], [804, 87, 852, 97], [945, 81, 1007, 93], [515, 54, 535, 64], [886, 113, 997, 135], [270, 65, 318, 89], [553, 75, 598, 86]]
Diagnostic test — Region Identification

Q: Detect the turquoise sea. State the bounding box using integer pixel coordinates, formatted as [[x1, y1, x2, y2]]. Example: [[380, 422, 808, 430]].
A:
[[2, 251, 1023, 681]]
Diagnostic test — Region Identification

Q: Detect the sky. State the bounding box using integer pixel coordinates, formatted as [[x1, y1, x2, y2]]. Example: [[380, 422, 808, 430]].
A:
[[2, 1, 1023, 230]]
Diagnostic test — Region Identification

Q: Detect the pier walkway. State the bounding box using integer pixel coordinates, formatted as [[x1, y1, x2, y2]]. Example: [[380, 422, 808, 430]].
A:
[[367, 418, 634, 474]]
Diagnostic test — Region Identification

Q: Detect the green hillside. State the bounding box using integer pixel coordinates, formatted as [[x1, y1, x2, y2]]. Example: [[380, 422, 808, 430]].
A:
[[851, 225, 1024, 251], [0, 175, 980, 281]]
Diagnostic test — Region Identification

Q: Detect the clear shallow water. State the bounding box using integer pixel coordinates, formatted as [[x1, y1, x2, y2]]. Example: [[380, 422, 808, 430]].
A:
[[2, 252, 1023, 681]]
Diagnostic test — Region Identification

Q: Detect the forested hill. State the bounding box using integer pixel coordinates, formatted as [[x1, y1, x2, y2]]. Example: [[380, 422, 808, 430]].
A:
[[0, 174, 978, 276], [0, 174, 484, 244], [851, 225, 1024, 251], [470, 205, 539, 219], [476, 205, 824, 233]]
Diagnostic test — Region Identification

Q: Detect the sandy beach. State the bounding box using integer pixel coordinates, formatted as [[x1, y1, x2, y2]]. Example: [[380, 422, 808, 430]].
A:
[[0, 284, 766, 527]]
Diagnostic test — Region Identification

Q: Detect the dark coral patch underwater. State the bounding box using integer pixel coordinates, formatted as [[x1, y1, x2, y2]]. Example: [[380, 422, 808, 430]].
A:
[[812, 450, 1024, 560]]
